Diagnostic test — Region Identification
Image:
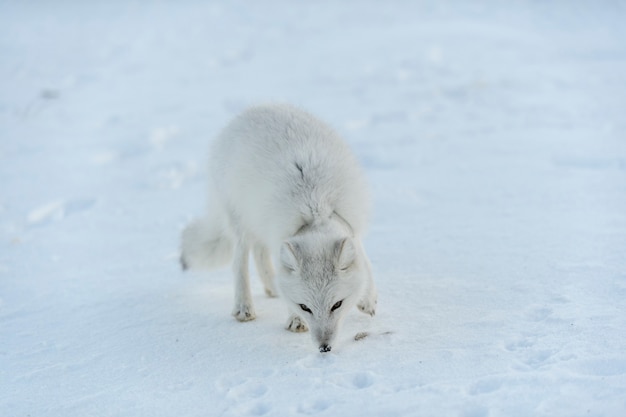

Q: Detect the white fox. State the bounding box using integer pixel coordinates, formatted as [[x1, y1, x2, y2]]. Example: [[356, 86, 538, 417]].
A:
[[180, 104, 377, 353]]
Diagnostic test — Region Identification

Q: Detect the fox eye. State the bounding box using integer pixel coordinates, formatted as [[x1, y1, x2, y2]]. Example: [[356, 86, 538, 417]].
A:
[[299, 304, 312, 314], [330, 300, 343, 312]]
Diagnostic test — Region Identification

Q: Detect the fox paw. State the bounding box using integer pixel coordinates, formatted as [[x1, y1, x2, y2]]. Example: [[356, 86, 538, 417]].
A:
[[285, 314, 308, 333], [232, 304, 256, 322], [357, 298, 377, 317]]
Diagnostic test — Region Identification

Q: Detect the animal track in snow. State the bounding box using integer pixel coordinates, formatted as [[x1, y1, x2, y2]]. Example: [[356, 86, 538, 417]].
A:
[[216, 370, 275, 416], [468, 377, 504, 395], [525, 306, 553, 322], [573, 358, 626, 377], [217, 373, 271, 401], [230, 401, 272, 416], [505, 335, 559, 371], [248, 403, 271, 416], [329, 371, 376, 390], [520, 349, 558, 369], [461, 405, 490, 417], [351, 372, 374, 389], [297, 397, 332, 415], [504, 336, 536, 352], [226, 379, 268, 401]]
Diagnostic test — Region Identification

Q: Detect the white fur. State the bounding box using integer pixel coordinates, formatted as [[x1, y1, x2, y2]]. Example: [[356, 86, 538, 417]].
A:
[[181, 103, 377, 352]]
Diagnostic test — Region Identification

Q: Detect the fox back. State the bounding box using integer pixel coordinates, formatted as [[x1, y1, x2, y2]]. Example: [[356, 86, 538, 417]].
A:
[[209, 104, 369, 249]]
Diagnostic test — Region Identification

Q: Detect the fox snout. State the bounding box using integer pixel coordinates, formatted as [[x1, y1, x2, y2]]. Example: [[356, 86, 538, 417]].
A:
[[314, 327, 336, 353]]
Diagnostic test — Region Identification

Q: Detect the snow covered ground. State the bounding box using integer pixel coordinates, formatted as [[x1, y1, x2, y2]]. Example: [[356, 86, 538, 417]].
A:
[[2, 1, 626, 416]]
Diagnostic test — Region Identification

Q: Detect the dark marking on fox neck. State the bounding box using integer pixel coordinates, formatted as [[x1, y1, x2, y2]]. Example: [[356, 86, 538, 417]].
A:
[[294, 162, 304, 179]]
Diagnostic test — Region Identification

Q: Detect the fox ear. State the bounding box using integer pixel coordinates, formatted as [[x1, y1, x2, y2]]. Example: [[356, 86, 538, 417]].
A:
[[280, 241, 300, 273], [335, 237, 356, 271]]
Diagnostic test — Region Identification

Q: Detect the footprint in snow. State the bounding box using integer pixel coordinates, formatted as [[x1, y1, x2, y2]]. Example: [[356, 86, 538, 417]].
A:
[[331, 371, 376, 390], [351, 372, 375, 389], [228, 401, 272, 417], [504, 336, 536, 352], [522, 349, 557, 368], [216, 372, 274, 417], [297, 397, 332, 415], [573, 357, 626, 377], [525, 306, 553, 322], [467, 376, 504, 395], [226, 379, 268, 401], [216, 369, 275, 398]]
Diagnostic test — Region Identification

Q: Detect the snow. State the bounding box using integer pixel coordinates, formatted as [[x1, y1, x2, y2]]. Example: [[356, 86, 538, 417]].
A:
[[2, 1, 626, 416]]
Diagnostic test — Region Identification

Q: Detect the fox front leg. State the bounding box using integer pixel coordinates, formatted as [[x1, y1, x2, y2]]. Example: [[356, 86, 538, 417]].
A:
[[231, 239, 256, 321], [356, 245, 377, 317]]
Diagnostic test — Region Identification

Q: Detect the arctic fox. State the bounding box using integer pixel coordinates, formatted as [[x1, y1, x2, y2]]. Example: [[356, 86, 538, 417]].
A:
[[180, 104, 377, 353]]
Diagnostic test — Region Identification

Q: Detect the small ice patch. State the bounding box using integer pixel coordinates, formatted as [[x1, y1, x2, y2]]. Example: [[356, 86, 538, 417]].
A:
[[27, 200, 65, 225], [27, 199, 96, 226], [91, 150, 118, 165], [150, 125, 180, 150]]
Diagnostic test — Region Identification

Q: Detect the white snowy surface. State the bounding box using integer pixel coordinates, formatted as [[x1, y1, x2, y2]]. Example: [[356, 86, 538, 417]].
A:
[[2, 1, 626, 416]]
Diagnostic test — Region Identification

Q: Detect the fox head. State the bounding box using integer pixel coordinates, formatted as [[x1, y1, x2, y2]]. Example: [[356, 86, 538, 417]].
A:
[[277, 233, 365, 353]]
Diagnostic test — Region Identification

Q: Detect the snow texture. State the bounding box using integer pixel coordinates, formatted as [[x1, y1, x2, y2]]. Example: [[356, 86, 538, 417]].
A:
[[2, 1, 626, 416]]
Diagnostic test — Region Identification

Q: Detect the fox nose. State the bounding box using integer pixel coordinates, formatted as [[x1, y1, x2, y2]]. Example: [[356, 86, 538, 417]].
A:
[[319, 344, 332, 353]]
